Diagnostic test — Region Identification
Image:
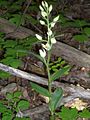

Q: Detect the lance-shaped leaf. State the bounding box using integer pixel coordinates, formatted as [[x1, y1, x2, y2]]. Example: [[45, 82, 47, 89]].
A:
[[30, 82, 50, 97], [49, 88, 63, 113], [51, 66, 70, 81]]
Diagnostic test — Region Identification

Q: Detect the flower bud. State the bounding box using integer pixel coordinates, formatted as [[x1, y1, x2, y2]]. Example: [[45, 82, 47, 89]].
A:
[[39, 49, 46, 58], [40, 20, 45, 25], [47, 29, 52, 36], [50, 22, 55, 28], [42, 43, 51, 51], [44, 1, 48, 8], [41, 11, 47, 17], [35, 34, 42, 40], [51, 37, 56, 44], [53, 15, 59, 22], [49, 5, 52, 13], [42, 1, 45, 7], [39, 5, 44, 11]]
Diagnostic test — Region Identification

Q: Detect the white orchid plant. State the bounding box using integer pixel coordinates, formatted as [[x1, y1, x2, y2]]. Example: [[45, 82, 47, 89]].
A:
[[31, 1, 69, 119]]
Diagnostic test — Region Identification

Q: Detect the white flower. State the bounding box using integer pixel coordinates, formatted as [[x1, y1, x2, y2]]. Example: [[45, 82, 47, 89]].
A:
[[50, 22, 55, 28], [40, 20, 45, 25], [47, 29, 52, 36], [35, 34, 42, 40], [53, 15, 59, 22], [39, 5, 44, 11], [39, 49, 46, 58], [42, 1, 45, 7], [49, 5, 52, 13], [51, 37, 56, 44], [41, 11, 47, 17], [44, 1, 48, 8], [42, 43, 51, 51]]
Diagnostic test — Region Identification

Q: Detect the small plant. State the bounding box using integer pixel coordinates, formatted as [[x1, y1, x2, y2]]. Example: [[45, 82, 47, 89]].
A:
[[0, 32, 37, 79], [30, 1, 70, 120], [56, 106, 90, 120], [0, 91, 30, 120]]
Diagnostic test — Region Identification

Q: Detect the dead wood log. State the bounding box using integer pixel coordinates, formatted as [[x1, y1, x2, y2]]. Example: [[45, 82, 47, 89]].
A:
[[53, 42, 90, 68], [0, 18, 34, 39], [0, 18, 90, 68], [0, 63, 90, 101]]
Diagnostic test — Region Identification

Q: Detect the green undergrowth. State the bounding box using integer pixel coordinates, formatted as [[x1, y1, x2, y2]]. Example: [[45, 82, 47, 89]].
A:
[[59, 14, 90, 43], [0, 32, 38, 78], [0, 90, 30, 120]]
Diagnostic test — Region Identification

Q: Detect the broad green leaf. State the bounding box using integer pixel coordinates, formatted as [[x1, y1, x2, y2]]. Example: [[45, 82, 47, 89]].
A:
[[0, 103, 8, 113], [73, 34, 88, 42], [79, 109, 90, 118], [2, 114, 12, 120], [51, 66, 70, 81], [30, 82, 50, 97], [14, 91, 22, 98], [4, 48, 17, 57], [10, 59, 22, 68], [0, 70, 10, 79], [3, 40, 17, 48], [6, 93, 13, 100], [57, 107, 78, 120], [84, 27, 90, 37], [49, 88, 63, 113], [1, 57, 15, 65], [1, 57, 22, 68], [9, 14, 24, 26], [17, 100, 30, 111], [74, 20, 87, 27]]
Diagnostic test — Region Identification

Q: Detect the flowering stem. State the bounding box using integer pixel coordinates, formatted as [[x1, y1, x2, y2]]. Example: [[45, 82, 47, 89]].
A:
[[47, 50, 52, 94]]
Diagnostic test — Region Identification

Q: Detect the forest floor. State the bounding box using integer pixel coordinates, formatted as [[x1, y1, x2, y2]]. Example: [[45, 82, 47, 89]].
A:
[[0, 0, 90, 120]]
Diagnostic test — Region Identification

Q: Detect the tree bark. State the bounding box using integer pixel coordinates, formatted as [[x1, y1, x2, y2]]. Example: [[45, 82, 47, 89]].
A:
[[0, 18, 34, 39], [52, 42, 90, 68]]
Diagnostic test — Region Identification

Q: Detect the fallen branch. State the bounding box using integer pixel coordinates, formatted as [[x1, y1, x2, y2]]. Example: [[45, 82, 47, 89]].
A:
[[0, 18, 34, 39], [53, 42, 90, 68], [0, 63, 90, 101]]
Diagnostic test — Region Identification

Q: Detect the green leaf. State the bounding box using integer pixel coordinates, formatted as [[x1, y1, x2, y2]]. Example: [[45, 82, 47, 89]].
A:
[[10, 59, 22, 68], [0, 70, 11, 79], [0, 103, 8, 113], [79, 109, 90, 118], [9, 14, 24, 25], [51, 66, 70, 81], [17, 100, 30, 111], [14, 91, 22, 98], [4, 48, 17, 57], [49, 88, 63, 113], [74, 20, 87, 27], [57, 107, 78, 120], [2, 114, 12, 120], [73, 34, 88, 42], [3, 40, 17, 48], [6, 93, 13, 100], [84, 27, 90, 37], [25, 15, 38, 24], [30, 82, 50, 97], [1, 57, 22, 68]]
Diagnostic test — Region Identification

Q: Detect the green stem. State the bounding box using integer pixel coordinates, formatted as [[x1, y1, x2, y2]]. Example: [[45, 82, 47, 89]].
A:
[[50, 115, 55, 120], [47, 50, 52, 94]]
